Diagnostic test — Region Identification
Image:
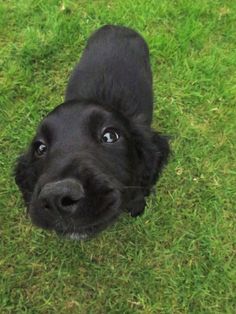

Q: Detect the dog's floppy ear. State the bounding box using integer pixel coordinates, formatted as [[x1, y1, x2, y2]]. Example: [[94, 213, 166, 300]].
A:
[[134, 126, 170, 192], [14, 151, 35, 205], [127, 122, 169, 217]]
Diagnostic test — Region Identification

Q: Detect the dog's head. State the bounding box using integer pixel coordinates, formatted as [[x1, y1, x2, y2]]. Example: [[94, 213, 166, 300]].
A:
[[15, 100, 169, 239]]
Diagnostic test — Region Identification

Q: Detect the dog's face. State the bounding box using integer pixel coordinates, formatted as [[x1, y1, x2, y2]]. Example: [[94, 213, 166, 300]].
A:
[[15, 100, 169, 239]]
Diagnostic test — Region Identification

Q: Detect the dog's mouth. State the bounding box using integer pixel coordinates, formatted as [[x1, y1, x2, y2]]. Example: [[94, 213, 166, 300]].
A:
[[53, 213, 120, 240], [29, 180, 123, 238]]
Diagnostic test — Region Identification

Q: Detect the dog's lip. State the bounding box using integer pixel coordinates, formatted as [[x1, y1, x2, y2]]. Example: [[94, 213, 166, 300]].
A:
[[54, 209, 122, 239]]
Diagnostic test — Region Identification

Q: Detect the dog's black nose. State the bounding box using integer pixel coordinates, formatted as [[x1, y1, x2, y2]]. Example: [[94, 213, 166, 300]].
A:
[[39, 179, 84, 215]]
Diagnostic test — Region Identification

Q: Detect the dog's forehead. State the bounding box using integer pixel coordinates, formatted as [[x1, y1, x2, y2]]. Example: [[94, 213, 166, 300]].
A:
[[46, 102, 109, 124], [38, 103, 121, 141]]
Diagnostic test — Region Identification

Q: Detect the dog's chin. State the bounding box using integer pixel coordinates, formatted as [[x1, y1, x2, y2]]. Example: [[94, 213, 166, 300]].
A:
[[68, 232, 90, 240], [54, 207, 122, 240]]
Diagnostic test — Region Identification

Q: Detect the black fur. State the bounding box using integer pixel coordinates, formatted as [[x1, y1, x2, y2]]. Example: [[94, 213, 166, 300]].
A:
[[15, 25, 170, 239]]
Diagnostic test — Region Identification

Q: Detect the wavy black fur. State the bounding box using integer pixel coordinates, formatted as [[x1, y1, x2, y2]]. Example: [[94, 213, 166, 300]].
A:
[[15, 25, 170, 238]]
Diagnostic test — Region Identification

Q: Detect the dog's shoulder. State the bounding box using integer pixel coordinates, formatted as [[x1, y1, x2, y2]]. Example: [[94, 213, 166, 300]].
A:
[[86, 24, 149, 57]]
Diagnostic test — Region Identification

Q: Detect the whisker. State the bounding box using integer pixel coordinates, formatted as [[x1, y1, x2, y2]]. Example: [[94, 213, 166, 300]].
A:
[[122, 186, 144, 189]]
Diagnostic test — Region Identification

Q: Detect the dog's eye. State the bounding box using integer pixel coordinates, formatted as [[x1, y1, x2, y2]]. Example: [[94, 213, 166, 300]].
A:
[[34, 141, 47, 156], [101, 128, 120, 143]]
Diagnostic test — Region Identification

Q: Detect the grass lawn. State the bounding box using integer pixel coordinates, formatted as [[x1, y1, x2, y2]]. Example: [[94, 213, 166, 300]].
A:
[[0, 0, 236, 313]]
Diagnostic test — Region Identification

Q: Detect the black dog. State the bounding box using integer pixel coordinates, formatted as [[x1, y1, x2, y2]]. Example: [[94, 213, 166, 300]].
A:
[[15, 25, 169, 239]]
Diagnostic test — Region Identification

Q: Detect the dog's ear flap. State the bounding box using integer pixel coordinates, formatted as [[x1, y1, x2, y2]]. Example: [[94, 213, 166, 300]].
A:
[[126, 125, 169, 217], [14, 151, 35, 205], [133, 126, 170, 195]]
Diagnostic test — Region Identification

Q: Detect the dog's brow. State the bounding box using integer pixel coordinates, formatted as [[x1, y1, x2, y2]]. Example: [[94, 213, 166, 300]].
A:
[[86, 109, 108, 130], [39, 123, 53, 143]]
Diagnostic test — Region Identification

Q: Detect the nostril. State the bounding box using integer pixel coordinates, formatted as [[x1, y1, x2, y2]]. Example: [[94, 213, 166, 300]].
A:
[[44, 204, 50, 211], [59, 195, 79, 215], [61, 196, 78, 208], [41, 198, 52, 212]]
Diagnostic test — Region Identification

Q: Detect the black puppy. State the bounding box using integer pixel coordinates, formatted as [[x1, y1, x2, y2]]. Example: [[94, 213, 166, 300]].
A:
[[15, 25, 169, 239]]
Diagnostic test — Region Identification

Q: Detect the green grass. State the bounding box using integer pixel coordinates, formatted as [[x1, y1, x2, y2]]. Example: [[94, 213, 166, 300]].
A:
[[0, 0, 236, 313]]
